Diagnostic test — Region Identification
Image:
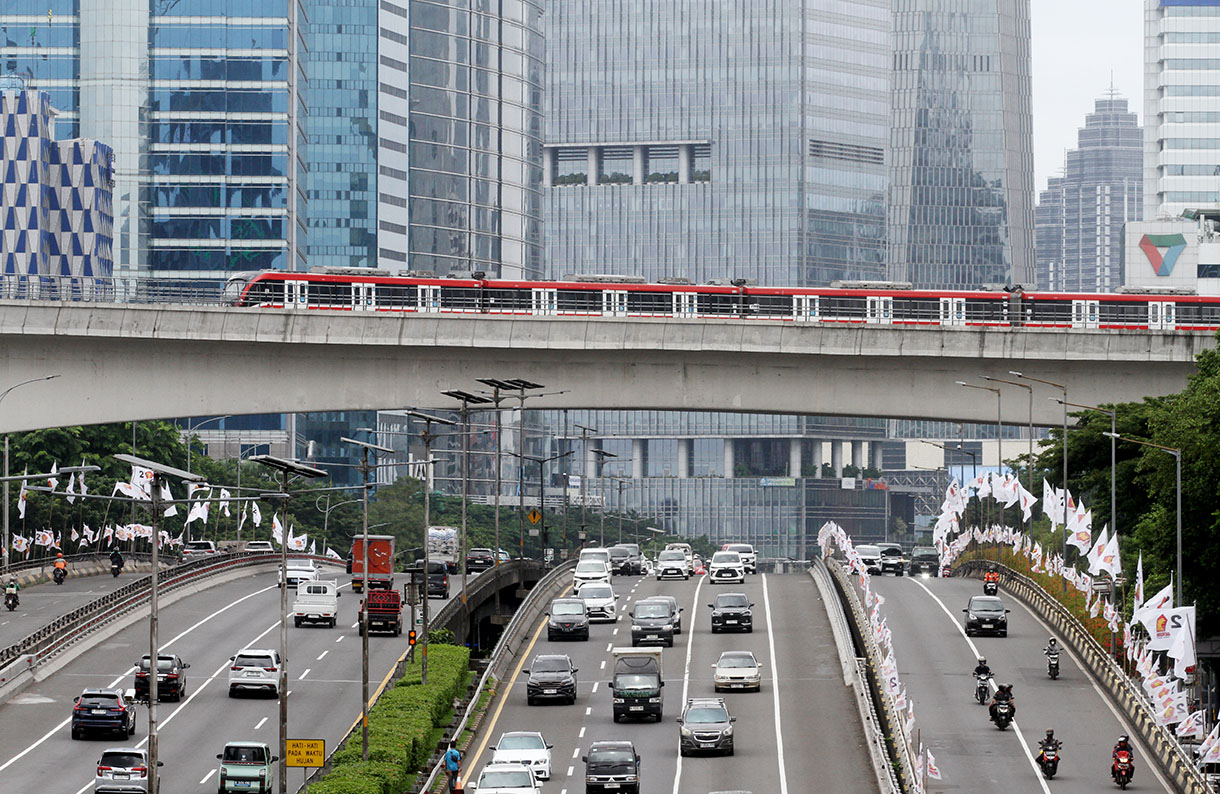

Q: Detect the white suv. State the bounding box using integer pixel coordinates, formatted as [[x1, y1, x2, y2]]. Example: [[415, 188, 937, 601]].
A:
[[655, 550, 690, 580], [708, 551, 746, 584], [723, 543, 757, 574], [227, 649, 281, 697], [572, 559, 611, 591], [279, 559, 318, 588]]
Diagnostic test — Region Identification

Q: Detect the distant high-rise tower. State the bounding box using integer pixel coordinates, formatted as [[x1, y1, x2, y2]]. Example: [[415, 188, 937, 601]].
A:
[[889, 0, 1036, 288], [1144, 0, 1220, 219], [1035, 95, 1143, 292]]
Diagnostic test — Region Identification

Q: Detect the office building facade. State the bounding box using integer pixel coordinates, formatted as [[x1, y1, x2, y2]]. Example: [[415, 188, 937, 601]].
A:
[[2, 86, 114, 283], [889, 0, 1036, 289], [1035, 95, 1143, 292], [1144, 0, 1220, 220], [2, 0, 307, 282]]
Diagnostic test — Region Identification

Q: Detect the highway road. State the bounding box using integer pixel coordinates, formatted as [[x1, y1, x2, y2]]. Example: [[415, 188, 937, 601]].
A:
[[870, 574, 1174, 793], [463, 570, 876, 794], [0, 566, 158, 647], [0, 565, 474, 793]]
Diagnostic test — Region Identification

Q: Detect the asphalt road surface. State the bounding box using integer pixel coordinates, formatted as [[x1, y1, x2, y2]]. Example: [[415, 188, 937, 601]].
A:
[[870, 573, 1175, 794], [0, 566, 154, 648], [463, 570, 877, 794], [0, 567, 473, 793]]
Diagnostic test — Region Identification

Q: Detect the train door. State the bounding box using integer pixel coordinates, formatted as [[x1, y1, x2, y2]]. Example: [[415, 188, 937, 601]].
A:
[[602, 290, 628, 317], [866, 296, 893, 324], [531, 288, 558, 315], [939, 297, 965, 326], [1148, 301, 1176, 331], [673, 292, 697, 317], [793, 295, 819, 322], [352, 283, 376, 311], [1071, 299, 1099, 329], [286, 280, 309, 309], [418, 285, 441, 312]]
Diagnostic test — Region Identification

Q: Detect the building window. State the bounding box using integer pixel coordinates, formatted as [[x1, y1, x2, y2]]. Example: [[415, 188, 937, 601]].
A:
[[553, 147, 587, 186], [600, 146, 633, 185]]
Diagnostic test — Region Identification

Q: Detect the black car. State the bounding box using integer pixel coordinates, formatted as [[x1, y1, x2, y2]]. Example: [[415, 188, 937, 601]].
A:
[[583, 740, 641, 794], [525, 654, 578, 705], [677, 697, 736, 756], [547, 597, 591, 641], [876, 543, 906, 576], [71, 688, 138, 739], [709, 592, 754, 633], [630, 600, 675, 647], [907, 546, 939, 576], [465, 548, 495, 573], [606, 546, 630, 575], [407, 560, 450, 599], [963, 595, 1010, 637], [133, 654, 190, 702]]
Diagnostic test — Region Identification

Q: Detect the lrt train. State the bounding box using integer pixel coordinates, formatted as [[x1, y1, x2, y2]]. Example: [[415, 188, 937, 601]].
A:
[[225, 268, 1219, 331]]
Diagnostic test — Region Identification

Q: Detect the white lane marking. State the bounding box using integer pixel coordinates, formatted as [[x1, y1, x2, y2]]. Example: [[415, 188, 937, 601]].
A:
[[200, 769, 217, 784], [335, 635, 344, 643], [605, 642, 613, 652], [0, 586, 278, 775], [579, 726, 586, 738], [299, 668, 311, 680], [317, 650, 328, 661], [1006, 585, 1175, 793], [351, 621, 358, 629], [591, 682, 599, 694], [585, 707, 592, 716], [572, 747, 580, 758], [255, 717, 268, 730], [566, 766, 574, 777], [670, 573, 706, 794], [600, 660, 606, 670], [909, 578, 1052, 794], [762, 574, 789, 794], [612, 628, 618, 636]]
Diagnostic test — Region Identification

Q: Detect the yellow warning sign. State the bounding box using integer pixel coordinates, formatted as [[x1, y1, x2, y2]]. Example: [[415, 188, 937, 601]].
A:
[[285, 738, 326, 768], [527, 509, 542, 525]]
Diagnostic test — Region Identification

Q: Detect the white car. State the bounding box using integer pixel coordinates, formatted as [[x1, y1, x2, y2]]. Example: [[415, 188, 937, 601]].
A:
[[572, 559, 611, 591], [579, 548, 613, 571], [279, 559, 318, 588], [244, 541, 275, 554], [490, 731, 552, 780], [227, 648, 281, 697], [855, 545, 882, 574], [95, 746, 159, 793], [181, 540, 218, 560], [711, 650, 762, 693], [471, 762, 540, 793], [723, 543, 757, 574], [577, 583, 618, 622], [655, 549, 690, 580], [708, 551, 746, 584]]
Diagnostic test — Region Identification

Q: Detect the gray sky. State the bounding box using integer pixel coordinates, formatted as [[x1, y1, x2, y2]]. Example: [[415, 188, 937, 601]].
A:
[[1031, 0, 1143, 193]]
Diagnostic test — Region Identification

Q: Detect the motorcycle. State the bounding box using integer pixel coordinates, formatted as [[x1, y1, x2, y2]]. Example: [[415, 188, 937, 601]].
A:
[[1047, 651, 1060, 680], [1113, 749, 1135, 789], [991, 701, 1013, 730], [1037, 744, 1060, 779], [52, 567, 66, 585], [983, 580, 998, 596], [4, 592, 17, 611], [975, 673, 992, 705], [110, 562, 123, 578]]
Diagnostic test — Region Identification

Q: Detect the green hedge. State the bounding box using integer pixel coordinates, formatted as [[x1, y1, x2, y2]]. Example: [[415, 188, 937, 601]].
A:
[[307, 644, 471, 793]]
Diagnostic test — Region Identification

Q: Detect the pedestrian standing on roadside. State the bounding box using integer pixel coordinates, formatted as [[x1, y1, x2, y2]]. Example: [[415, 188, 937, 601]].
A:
[[444, 738, 462, 791]]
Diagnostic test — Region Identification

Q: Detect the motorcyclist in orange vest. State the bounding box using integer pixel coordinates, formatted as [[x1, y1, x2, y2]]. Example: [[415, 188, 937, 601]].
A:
[[53, 552, 67, 571]]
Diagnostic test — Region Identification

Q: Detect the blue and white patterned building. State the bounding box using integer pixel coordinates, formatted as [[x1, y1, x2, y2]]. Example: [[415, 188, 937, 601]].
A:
[[1, 87, 113, 285]]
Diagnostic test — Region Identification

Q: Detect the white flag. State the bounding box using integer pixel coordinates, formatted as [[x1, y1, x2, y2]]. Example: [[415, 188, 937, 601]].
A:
[[184, 498, 209, 526], [1085, 525, 1109, 572], [1042, 479, 1063, 526], [219, 489, 231, 518], [46, 461, 58, 491], [1141, 605, 1194, 652], [1017, 483, 1037, 522], [1198, 723, 1220, 763], [70, 528, 79, 542], [129, 465, 153, 500], [252, 502, 262, 527], [326, 547, 342, 560], [272, 514, 283, 544], [308, 539, 316, 556], [1136, 582, 1173, 623], [78, 463, 88, 497], [926, 748, 942, 781], [17, 470, 28, 519], [160, 482, 178, 517], [1177, 710, 1205, 739], [1169, 614, 1197, 679], [65, 472, 76, 504], [238, 505, 247, 533], [1132, 552, 1144, 616]]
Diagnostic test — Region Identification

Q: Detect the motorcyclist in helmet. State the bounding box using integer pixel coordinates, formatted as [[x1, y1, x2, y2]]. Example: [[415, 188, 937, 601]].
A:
[[109, 548, 124, 568], [984, 565, 1000, 585], [1037, 729, 1062, 765], [973, 656, 992, 678], [4, 576, 18, 607], [989, 683, 1016, 720], [52, 552, 67, 571], [1112, 734, 1134, 778], [1044, 637, 1059, 656]]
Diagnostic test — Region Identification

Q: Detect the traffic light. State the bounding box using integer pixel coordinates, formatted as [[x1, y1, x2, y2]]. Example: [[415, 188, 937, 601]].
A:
[[408, 629, 417, 647]]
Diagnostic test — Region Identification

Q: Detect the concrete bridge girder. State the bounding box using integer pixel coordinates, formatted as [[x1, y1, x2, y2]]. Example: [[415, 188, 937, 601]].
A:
[[0, 302, 1210, 432]]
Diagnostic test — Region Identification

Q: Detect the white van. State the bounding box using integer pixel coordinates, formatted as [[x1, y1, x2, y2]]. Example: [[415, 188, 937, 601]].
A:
[[579, 548, 613, 571], [291, 580, 340, 628], [664, 542, 693, 567]]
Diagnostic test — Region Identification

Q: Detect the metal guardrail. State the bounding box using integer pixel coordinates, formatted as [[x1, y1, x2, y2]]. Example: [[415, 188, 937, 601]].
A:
[[4, 550, 157, 578], [957, 560, 1210, 794], [0, 552, 330, 675], [417, 560, 577, 794]]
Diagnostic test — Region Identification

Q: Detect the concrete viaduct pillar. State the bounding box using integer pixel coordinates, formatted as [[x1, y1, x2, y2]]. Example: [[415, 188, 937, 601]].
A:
[[810, 441, 822, 479]]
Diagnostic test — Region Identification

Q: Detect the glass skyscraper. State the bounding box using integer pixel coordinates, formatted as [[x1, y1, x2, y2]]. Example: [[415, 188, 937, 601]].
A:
[[1035, 95, 1143, 292], [1144, 0, 1220, 219], [2, 0, 308, 280], [888, 0, 1036, 288]]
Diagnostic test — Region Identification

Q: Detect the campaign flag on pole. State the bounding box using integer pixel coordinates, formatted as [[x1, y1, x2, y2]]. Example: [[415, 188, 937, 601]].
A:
[[129, 465, 153, 500], [1141, 605, 1194, 652], [1198, 723, 1220, 763], [326, 547, 342, 561], [219, 489, 231, 518], [78, 463, 88, 497], [1043, 479, 1062, 526], [46, 461, 58, 491], [185, 497, 209, 526], [11, 535, 29, 554], [17, 470, 28, 519], [1136, 582, 1173, 623], [1133, 552, 1145, 615], [308, 539, 316, 556], [251, 502, 262, 527], [926, 748, 942, 781], [1085, 526, 1109, 572], [1177, 710, 1205, 739], [272, 514, 283, 545], [237, 505, 247, 534], [65, 472, 76, 504]]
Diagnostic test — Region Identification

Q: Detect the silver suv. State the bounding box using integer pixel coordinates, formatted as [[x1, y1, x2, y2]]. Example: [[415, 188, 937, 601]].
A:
[[95, 747, 160, 793], [677, 697, 736, 756]]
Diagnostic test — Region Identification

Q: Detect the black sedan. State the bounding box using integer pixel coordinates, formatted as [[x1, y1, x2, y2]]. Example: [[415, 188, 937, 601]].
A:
[[133, 653, 190, 701], [525, 654, 578, 705], [71, 688, 138, 739], [963, 595, 1010, 637], [709, 592, 753, 633], [547, 597, 591, 641], [466, 548, 496, 573]]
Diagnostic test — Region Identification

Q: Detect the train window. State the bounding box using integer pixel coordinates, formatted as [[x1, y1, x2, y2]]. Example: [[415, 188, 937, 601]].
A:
[[1098, 301, 1143, 327], [378, 284, 417, 310], [700, 293, 745, 316], [443, 287, 481, 311], [1029, 300, 1072, 326], [247, 281, 280, 305], [309, 281, 351, 307], [752, 295, 792, 318], [557, 289, 599, 314], [484, 288, 531, 312], [822, 296, 867, 320], [896, 297, 939, 323], [625, 291, 672, 315]]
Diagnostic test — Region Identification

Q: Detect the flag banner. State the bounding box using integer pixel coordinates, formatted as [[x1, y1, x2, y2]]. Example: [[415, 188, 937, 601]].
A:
[[129, 465, 153, 499], [1140, 606, 1194, 652], [46, 461, 58, 491], [17, 470, 28, 519], [326, 547, 342, 560], [219, 489, 231, 518], [1136, 583, 1174, 624], [926, 748, 942, 781], [65, 472, 76, 504], [252, 502, 262, 527], [161, 482, 177, 517], [1177, 710, 1205, 739]]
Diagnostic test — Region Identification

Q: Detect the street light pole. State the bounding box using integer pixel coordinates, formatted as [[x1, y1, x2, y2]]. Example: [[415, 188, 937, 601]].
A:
[[1104, 432, 1182, 604], [1058, 399, 1117, 541], [442, 391, 493, 623], [591, 449, 618, 545], [575, 424, 597, 548], [1013, 372, 1068, 569], [983, 376, 1034, 530], [0, 374, 60, 574], [342, 436, 393, 761], [957, 381, 1002, 524]]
